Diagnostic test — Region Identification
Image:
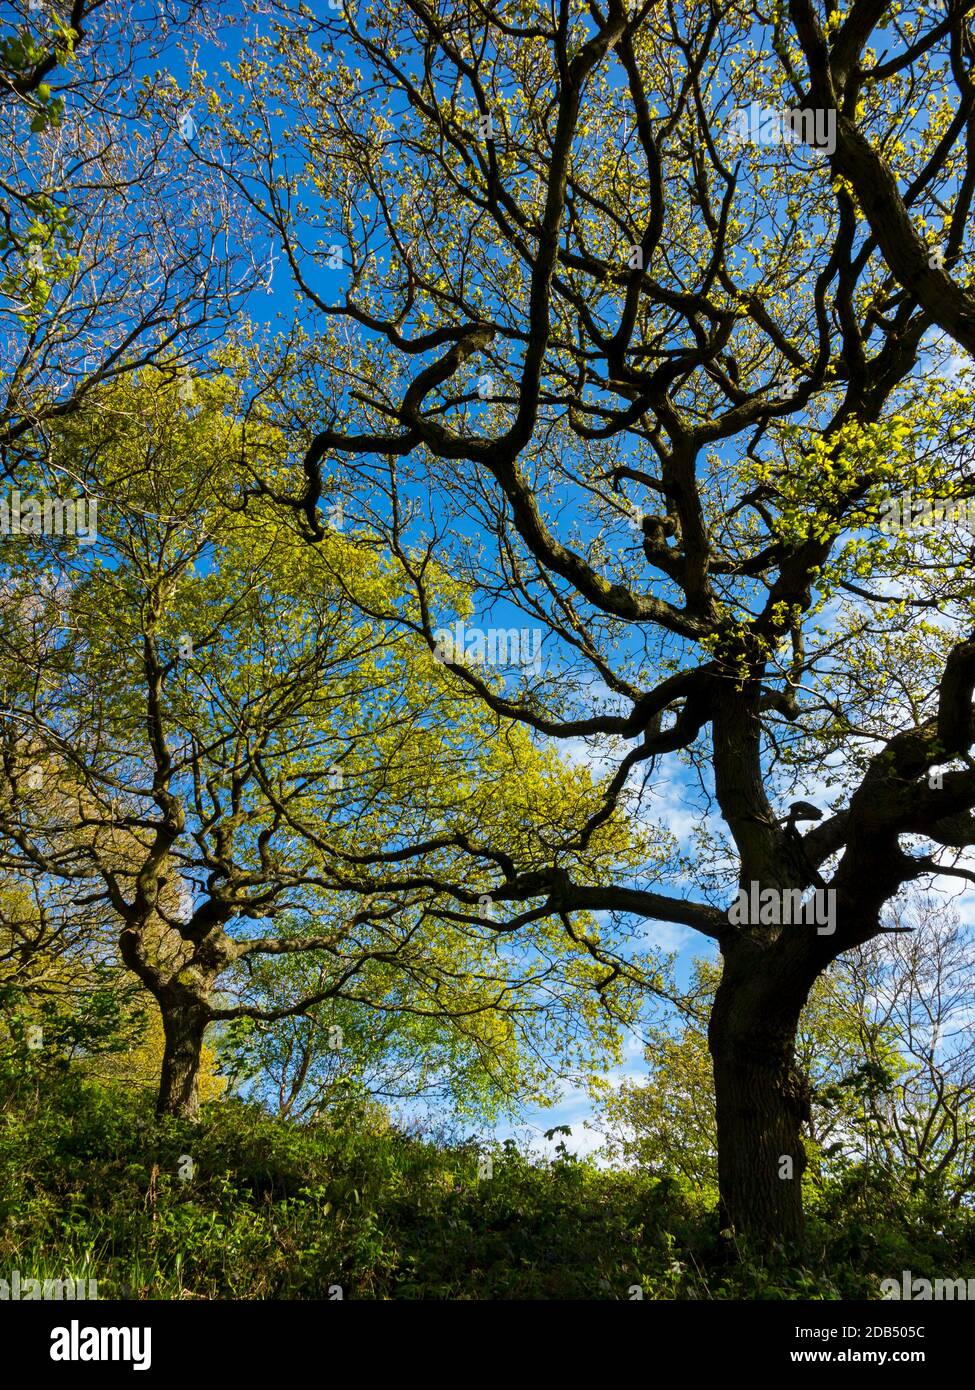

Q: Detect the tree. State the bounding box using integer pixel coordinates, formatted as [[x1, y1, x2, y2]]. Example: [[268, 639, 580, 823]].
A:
[[0, 880, 144, 1114], [219, 950, 528, 1124], [0, 371, 652, 1119], [207, 0, 975, 1245], [784, 0, 975, 356], [833, 893, 975, 1209], [0, 0, 265, 470], [596, 891, 975, 1215]]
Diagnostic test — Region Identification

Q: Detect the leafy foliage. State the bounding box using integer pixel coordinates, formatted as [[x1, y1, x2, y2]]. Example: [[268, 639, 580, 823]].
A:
[[2, 1071, 973, 1301]]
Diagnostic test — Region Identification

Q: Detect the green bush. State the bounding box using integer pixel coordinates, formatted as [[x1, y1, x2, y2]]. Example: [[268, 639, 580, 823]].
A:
[[1, 1073, 973, 1299]]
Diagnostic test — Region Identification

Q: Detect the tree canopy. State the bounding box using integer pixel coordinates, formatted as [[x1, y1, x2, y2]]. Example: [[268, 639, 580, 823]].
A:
[[3, 0, 975, 1253]]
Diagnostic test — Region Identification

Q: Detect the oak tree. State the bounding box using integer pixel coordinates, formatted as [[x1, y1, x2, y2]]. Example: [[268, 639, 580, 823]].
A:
[[210, 0, 975, 1245]]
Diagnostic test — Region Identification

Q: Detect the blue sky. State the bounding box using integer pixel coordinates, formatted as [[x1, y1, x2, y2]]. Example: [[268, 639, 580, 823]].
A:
[[47, 0, 975, 1160]]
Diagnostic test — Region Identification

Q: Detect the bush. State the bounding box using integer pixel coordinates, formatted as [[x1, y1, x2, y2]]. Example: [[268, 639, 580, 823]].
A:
[[2, 1074, 973, 1299]]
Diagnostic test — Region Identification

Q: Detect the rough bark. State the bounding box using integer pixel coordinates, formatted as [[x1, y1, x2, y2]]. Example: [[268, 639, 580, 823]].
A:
[[709, 976, 811, 1248], [706, 918, 825, 1250], [156, 993, 210, 1120]]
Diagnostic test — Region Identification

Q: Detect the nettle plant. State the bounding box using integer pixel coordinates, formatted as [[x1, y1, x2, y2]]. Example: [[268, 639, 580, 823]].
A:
[[205, 0, 975, 1246]]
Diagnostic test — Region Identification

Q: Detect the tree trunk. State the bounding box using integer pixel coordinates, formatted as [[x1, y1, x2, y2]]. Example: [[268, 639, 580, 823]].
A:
[[157, 996, 209, 1120], [708, 967, 811, 1250]]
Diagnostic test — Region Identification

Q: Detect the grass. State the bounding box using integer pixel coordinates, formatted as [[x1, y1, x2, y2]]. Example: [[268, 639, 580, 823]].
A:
[[2, 1077, 973, 1300]]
